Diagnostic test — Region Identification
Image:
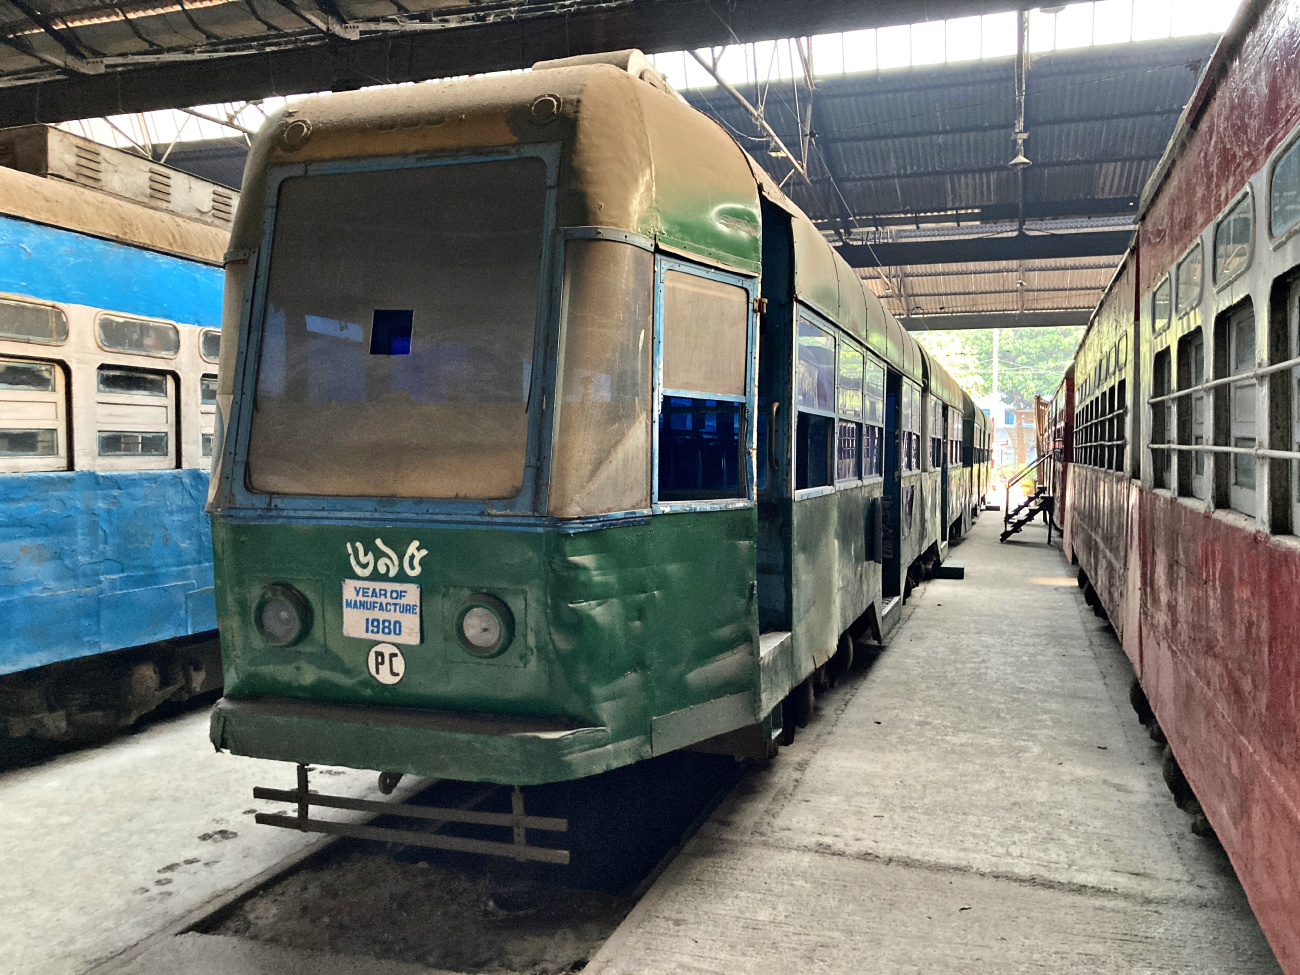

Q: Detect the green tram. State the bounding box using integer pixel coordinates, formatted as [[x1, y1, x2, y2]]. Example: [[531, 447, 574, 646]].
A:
[[207, 52, 990, 805]]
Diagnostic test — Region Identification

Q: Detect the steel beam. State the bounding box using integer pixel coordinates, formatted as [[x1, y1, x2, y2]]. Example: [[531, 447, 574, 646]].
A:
[[840, 230, 1133, 267], [0, 0, 1089, 127], [900, 310, 1093, 331]]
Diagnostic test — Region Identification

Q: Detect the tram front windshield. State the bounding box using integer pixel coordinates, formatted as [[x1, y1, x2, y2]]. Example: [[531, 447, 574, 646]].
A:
[[246, 157, 547, 499]]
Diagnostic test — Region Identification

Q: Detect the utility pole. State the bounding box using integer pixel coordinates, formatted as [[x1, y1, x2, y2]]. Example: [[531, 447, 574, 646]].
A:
[[991, 327, 1000, 468]]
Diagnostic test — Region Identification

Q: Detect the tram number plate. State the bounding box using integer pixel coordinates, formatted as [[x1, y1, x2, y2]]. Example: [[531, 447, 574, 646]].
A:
[[342, 579, 421, 646]]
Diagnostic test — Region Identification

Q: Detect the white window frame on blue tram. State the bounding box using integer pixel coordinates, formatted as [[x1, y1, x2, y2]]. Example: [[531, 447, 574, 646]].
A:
[[216, 144, 562, 522], [650, 254, 759, 515]]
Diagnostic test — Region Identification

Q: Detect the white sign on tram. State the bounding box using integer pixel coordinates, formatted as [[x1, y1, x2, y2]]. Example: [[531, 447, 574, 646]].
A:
[[342, 579, 421, 646]]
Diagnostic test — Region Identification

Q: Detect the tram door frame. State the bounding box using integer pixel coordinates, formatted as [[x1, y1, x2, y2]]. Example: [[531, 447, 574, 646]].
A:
[[883, 368, 903, 598], [755, 197, 794, 632], [940, 403, 950, 545]]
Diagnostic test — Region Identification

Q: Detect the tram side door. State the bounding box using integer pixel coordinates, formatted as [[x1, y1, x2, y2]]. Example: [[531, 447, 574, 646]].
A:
[[755, 198, 793, 632], [883, 368, 903, 599], [940, 404, 950, 546]]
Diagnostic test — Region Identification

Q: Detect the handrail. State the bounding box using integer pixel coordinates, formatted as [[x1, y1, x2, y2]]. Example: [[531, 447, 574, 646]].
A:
[[1004, 453, 1051, 531]]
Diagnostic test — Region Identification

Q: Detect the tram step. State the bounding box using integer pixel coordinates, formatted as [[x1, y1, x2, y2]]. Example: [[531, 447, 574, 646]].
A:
[[933, 561, 965, 580]]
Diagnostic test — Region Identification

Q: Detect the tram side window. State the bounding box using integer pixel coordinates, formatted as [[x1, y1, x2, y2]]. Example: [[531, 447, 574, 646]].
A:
[[97, 314, 180, 357], [0, 297, 68, 346], [1292, 281, 1300, 527], [1176, 329, 1207, 499], [901, 382, 921, 472], [96, 366, 175, 470], [1153, 349, 1172, 488], [0, 358, 68, 473], [836, 342, 863, 481], [1271, 137, 1300, 237], [864, 358, 884, 478], [1215, 195, 1252, 284], [1153, 279, 1171, 335], [1223, 304, 1257, 515], [200, 374, 217, 461], [928, 398, 943, 469], [796, 320, 835, 489], [658, 271, 749, 502], [1176, 244, 1203, 319], [551, 240, 652, 516]]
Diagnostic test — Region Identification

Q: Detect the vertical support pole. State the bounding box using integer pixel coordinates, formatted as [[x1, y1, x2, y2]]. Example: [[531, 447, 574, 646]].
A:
[[297, 763, 309, 830], [511, 786, 526, 859]]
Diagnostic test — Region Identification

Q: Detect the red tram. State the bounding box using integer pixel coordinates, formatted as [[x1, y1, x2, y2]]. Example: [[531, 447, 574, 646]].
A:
[[1047, 2, 1300, 969]]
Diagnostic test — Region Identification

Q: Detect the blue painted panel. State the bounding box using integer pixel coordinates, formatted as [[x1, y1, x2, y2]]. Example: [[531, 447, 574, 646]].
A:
[[0, 469, 216, 674], [0, 215, 224, 327]]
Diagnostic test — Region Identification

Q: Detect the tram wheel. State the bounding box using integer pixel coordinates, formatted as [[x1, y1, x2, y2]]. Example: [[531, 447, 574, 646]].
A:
[[788, 678, 814, 728], [830, 634, 854, 683]]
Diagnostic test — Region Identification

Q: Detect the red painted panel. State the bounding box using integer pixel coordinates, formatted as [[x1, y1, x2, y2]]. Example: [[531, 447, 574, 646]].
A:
[[1137, 488, 1300, 973], [1140, 0, 1300, 292]]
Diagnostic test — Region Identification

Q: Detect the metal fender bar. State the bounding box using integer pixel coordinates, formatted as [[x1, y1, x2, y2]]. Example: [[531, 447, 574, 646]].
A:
[[253, 764, 570, 864]]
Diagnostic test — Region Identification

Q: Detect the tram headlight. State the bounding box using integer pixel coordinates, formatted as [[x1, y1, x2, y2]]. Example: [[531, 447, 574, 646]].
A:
[[255, 584, 311, 646], [456, 595, 514, 657]]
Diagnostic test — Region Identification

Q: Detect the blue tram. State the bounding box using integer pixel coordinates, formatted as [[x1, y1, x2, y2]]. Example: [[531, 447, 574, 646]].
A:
[[0, 127, 232, 743]]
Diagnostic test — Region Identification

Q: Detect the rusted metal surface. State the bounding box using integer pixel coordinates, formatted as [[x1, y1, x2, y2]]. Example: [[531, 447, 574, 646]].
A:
[[1139, 0, 1300, 292]]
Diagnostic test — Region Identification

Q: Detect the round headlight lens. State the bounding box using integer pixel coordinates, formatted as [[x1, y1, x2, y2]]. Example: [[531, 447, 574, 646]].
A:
[[461, 607, 500, 650], [455, 595, 514, 657], [255, 584, 310, 646]]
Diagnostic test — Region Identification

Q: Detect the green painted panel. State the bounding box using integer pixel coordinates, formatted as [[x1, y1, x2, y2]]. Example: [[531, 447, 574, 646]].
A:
[[210, 507, 760, 782], [789, 485, 883, 680]]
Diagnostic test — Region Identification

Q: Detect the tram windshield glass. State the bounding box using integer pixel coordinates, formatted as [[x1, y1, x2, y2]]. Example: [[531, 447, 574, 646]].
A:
[[247, 157, 547, 499]]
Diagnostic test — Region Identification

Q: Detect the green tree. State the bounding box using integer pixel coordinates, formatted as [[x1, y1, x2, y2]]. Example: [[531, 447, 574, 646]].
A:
[[914, 326, 1082, 405]]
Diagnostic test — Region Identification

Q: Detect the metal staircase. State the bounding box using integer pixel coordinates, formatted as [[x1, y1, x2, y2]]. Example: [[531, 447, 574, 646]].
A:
[[1000, 455, 1055, 543]]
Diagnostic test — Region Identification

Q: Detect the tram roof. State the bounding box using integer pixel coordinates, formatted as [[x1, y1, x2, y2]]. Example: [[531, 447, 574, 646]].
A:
[[230, 52, 932, 383]]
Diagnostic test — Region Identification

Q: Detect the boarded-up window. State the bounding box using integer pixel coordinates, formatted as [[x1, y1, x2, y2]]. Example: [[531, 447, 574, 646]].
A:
[[549, 240, 652, 517], [247, 157, 548, 499]]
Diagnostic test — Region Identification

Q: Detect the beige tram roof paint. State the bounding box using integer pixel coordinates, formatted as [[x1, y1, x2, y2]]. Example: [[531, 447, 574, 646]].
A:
[[231, 61, 763, 276], [228, 51, 929, 382], [0, 165, 227, 265]]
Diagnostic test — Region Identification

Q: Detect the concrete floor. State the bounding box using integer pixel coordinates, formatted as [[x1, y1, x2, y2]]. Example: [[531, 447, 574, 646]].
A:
[[0, 710, 411, 975], [587, 514, 1282, 975], [2, 513, 1282, 975]]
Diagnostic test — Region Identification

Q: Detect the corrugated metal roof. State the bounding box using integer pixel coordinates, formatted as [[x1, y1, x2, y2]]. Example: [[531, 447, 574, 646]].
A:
[[685, 36, 1214, 227], [863, 256, 1114, 318]]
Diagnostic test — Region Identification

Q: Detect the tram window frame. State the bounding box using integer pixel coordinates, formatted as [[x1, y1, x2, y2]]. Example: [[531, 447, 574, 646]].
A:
[[199, 328, 221, 363], [1269, 131, 1300, 240], [0, 356, 69, 473], [1152, 348, 1172, 488], [1224, 303, 1258, 516], [1175, 243, 1204, 320], [1152, 277, 1172, 336], [901, 381, 921, 473], [0, 297, 69, 346], [795, 318, 836, 491], [1291, 281, 1300, 530], [863, 355, 885, 480], [1177, 329, 1208, 500], [200, 373, 218, 461], [657, 267, 752, 504], [243, 150, 556, 508], [96, 313, 180, 359], [928, 396, 943, 470], [835, 340, 865, 483], [1214, 191, 1253, 289], [94, 365, 176, 471]]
